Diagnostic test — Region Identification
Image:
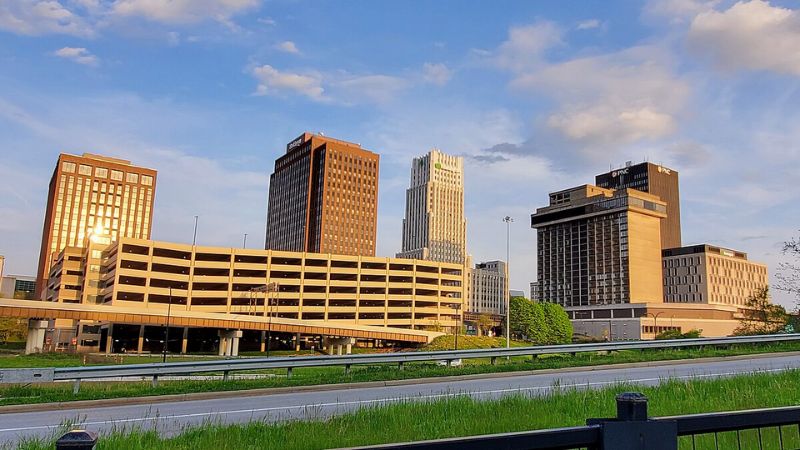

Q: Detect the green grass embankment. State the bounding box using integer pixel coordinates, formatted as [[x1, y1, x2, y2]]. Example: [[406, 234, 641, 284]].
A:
[[14, 369, 800, 450]]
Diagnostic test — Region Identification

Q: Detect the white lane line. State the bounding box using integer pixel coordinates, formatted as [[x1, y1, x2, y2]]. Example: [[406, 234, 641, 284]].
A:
[[0, 366, 791, 435]]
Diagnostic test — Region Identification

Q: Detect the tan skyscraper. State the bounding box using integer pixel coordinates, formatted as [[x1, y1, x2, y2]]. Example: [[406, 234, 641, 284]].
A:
[[397, 149, 467, 264], [35, 153, 157, 298], [266, 132, 380, 256]]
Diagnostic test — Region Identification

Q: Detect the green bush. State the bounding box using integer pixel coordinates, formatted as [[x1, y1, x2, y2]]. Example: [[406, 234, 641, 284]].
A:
[[541, 302, 573, 344], [656, 329, 702, 340]]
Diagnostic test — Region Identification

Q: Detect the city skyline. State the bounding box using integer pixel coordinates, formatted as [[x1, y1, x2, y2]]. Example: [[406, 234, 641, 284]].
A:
[[1, 1, 799, 307]]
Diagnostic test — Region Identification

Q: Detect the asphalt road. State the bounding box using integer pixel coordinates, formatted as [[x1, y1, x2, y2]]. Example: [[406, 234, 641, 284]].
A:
[[2, 353, 800, 445]]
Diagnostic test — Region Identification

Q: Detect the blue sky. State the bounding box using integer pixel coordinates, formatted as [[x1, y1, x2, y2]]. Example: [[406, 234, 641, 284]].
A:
[[1, 0, 799, 306]]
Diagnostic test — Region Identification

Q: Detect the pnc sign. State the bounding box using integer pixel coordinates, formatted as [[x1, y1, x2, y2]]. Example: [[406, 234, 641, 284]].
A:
[[287, 136, 304, 151], [611, 168, 629, 177]]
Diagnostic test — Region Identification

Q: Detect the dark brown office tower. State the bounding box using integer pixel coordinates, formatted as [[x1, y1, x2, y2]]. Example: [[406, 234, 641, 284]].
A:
[[265, 132, 380, 256], [35, 153, 157, 299], [595, 161, 681, 249]]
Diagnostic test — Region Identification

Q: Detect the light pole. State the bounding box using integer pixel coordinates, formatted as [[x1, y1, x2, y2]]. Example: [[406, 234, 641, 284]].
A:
[[453, 303, 462, 350], [243, 233, 248, 248], [646, 312, 664, 338], [252, 283, 279, 357], [192, 215, 199, 246], [163, 286, 172, 363], [503, 216, 513, 350]]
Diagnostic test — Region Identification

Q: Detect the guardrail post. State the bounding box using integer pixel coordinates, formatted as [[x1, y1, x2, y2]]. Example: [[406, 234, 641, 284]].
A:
[[287, 367, 293, 378], [345, 364, 351, 376], [588, 392, 677, 449], [398, 361, 404, 371], [152, 374, 159, 388], [72, 379, 81, 395], [223, 370, 230, 382], [491, 357, 497, 365], [56, 430, 98, 450]]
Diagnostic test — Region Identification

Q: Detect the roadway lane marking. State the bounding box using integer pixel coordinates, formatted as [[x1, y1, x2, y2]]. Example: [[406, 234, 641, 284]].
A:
[[0, 366, 791, 434]]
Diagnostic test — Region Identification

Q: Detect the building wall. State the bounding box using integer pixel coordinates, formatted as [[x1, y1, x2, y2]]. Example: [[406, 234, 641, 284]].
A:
[[266, 133, 380, 256], [662, 245, 768, 306], [35, 153, 157, 298], [398, 149, 467, 264], [52, 238, 466, 331], [626, 207, 665, 303], [467, 261, 507, 315]]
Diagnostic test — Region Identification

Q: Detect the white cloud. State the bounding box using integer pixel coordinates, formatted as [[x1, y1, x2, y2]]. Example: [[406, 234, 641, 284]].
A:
[[0, 0, 94, 36], [643, 0, 719, 25], [422, 62, 452, 86], [576, 19, 601, 30], [251, 65, 325, 100], [492, 22, 563, 72], [274, 40, 300, 54], [111, 0, 260, 24], [511, 45, 689, 146], [52, 46, 98, 65], [331, 74, 409, 105], [688, 0, 800, 76]]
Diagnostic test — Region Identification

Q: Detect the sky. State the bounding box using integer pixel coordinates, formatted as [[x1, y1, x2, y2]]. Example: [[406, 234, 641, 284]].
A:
[[0, 0, 799, 307]]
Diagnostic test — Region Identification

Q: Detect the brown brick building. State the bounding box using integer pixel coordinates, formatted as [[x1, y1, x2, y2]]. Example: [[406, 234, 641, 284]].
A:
[[35, 153, 157, 298], [266, 132, 380, 256]]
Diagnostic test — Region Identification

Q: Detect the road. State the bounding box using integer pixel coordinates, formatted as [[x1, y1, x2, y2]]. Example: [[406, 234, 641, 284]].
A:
[[1, 353, 799, 445]]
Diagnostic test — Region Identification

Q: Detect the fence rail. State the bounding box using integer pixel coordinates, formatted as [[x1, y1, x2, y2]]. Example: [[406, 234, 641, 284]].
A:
[[2, 334, 799, 391]]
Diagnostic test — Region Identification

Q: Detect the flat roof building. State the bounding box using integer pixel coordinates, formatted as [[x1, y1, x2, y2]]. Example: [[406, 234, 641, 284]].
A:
[[397, 149, 467, 264], [47, 237, 465, 332], [662, 244, 768, 306], [467, 260, 508, 315], [531, 184, 667, 307], [35, 153, 157, 298], [0, 274, 36, 300], [596, 161, 681, 249], [266, 132, 380, 256]]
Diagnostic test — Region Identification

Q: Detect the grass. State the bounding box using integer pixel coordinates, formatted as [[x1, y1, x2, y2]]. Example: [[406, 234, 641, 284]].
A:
[[13, 369, 800, 450], [2, 340, 800, 407]]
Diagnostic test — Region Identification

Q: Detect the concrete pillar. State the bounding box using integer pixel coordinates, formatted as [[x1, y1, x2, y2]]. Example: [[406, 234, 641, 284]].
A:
[[137, 325, 145, 353], [105, 324, 114, 354], [231, 336, 240, 357], [260, 331, 266, 353], [181, 327, 189, 354], [346, 342, 352, 355], [294, 333, 301, 352], [218, 337, 226, 356], [25, 320, 47, 355], [336, 344, 343, 356]]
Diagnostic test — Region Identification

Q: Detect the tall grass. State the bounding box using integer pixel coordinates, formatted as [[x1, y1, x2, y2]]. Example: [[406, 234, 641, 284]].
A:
[[12, 370, 800, 450]]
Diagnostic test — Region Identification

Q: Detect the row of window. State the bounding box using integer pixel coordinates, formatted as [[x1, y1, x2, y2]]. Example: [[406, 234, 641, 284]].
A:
[[62, 161, 153, 185]]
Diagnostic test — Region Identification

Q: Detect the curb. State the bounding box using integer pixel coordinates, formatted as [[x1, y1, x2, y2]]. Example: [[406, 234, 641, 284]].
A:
[[2, 350, 799, 414]]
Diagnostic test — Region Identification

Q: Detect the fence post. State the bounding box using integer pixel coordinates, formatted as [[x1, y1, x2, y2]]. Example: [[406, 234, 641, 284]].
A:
[[55, 430, 98, 450], [588, 392, 677, 450]]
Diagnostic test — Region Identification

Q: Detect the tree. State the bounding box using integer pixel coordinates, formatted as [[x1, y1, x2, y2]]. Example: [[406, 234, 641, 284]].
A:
[[541, 302, 573, 344], [509, 296, 546, 342], [0, 317, 27, 343], [476, 313, 494, 336], [734, 287, 788, 335], [778, 232, 800, 306]]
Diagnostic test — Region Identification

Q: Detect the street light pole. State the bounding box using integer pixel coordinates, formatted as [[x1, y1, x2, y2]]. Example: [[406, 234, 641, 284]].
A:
[[163, 286, 172, 363], [192, 215, 199, 246], [243, 233, 248, 248], [503, 216, 513, 350], [454, 303, 461, 350]]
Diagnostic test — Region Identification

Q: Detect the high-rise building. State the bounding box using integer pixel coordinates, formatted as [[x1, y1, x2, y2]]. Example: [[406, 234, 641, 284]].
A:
[[662, 244, 768, 306], [35, 153, 157, 298], [397, 149, 466, 264], [531, 184, 667, 307], [467, 260, 508, 315], [596, 161, 681, 249], [265, 132, 380, 256]]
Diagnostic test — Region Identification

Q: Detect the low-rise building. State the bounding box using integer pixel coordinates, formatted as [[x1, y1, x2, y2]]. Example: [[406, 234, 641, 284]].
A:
[[1, 274, 37, 300], [662, 244, 768, 306], [467, 260, 507, 316]]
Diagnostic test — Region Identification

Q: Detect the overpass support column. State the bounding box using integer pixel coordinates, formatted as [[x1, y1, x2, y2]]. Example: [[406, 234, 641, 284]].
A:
[[294, 333, 301, 352], [260, 331, 266, 353], [137, 325, 145, 353], [231, 330, 242, 357], [25, 320, 47, 355], [181, 327, 188, 354], [105, 324, 114, 354]]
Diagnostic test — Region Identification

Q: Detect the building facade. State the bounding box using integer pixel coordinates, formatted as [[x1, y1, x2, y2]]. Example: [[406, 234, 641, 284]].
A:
[[35, 153, 157, 298], [397, 149, 467, 264], [47, 237, 465, 332], [0, 274, 36, 299], [467, 260, 507, 315], [595, 161, 681, 249], [662, 244, 768, 306], [265, 132, 380, 256], [531, 185, 667, 307]]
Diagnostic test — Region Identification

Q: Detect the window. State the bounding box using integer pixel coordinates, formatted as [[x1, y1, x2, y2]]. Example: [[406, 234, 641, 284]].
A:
[[126, 173, 139, 183], [111, 170, 123, 181], [79, 165, 92, 176], [95, 167, 108, 178], [141, 175, 153, 186], [62, 162, 76, 173]]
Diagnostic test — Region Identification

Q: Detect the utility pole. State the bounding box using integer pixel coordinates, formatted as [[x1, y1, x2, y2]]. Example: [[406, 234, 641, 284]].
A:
[[163, 286, 172, 363], [503, 216, 513, 351]]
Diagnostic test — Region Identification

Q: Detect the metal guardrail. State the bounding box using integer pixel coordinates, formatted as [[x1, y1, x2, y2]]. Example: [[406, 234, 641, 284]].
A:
[[2, 334, 799, 393], [339, 393, 800, 450]]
